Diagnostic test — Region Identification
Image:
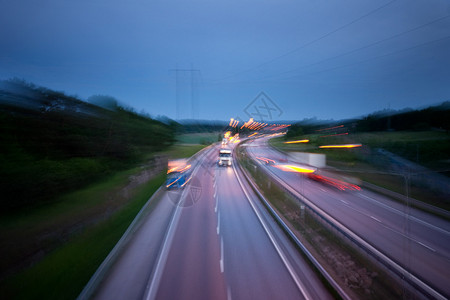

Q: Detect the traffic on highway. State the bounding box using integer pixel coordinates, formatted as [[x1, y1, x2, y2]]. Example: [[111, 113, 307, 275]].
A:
[[79, 120, 449, 300], [87, 141, 333, 300], [2, 1, 449, 299]]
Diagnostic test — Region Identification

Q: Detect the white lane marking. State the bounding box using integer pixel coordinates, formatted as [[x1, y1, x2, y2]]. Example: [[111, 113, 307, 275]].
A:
[[217, 211, 221, 235], [220, 237, 224, 273], [370, 215, 381, 222], [359, 193, 450, 236], [417, 241, 436, 252], [145, 200, 183, 300], [305, 185, 441, 256], [232, 164, 313, 300], [227, 285, 232, 300], [342, 198, 440, 254], [214, 195, 218, 213], [144, 150, 210, 300]]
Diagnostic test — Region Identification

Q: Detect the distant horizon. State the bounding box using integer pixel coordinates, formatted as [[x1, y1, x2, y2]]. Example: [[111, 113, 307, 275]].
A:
[[2, 77, 449, 125], [1, 0, 449, 122]]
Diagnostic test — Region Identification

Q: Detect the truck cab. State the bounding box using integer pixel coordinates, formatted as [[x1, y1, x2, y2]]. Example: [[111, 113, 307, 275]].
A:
[[218, 148, 232, 167]]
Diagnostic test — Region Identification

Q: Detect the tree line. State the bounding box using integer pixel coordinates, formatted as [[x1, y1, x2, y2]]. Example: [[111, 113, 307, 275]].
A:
[[0, 79, 176, 211]]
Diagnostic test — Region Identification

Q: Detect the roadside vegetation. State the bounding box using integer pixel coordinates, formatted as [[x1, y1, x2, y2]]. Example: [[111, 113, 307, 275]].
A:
[[175, 132, 222, 145], [0, 79, 208, 299], [1, 172, 166, 300], [0, 79, 177, 211], [0, 142, 204, 300]]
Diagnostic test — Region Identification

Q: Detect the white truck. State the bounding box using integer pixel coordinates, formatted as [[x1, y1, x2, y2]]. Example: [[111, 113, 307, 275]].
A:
[[218, 148, 232, 167]]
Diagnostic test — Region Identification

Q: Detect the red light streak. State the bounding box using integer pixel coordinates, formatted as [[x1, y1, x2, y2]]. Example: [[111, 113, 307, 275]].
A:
[[316, 125, 344, 132], [256, 156, 276, 164], [308, 173, 361, 191]]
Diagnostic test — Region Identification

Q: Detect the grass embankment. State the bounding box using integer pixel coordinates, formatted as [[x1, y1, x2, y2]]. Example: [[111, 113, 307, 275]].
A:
[[271, 130, 450, 211], [0, 143, 205, 300], [236, 147, 405, 299], [1, 173, 165, 300], [164, 143, 208, 159], [175, 132, 221, 145]]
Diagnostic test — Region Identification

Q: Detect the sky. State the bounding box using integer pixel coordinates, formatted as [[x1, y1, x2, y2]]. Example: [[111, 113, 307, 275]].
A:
[[1, 0, 450, 122]]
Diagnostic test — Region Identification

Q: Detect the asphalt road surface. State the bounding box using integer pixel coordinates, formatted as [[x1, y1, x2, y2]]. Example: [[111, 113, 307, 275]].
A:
[[91, 145, 332, 300]]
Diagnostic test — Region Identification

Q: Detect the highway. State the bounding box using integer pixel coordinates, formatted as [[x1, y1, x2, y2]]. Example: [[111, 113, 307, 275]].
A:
[[244, 137, 450, 298], [88, 145, 333, 300]]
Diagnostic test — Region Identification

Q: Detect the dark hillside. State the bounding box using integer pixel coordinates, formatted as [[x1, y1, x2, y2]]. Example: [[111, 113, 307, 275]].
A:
[[0, 79, 175, 211], [355, 102, 450, 132]]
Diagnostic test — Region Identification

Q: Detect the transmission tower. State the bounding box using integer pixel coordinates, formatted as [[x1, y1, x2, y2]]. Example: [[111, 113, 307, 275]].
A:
[[170, 66, 200, 120]]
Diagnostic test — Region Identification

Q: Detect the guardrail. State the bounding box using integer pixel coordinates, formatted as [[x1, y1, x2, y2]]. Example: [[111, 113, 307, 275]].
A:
[[78, 144, 216, 300], [235, 150, 351, 300], [77, 185, 166, 300], [240, 144, 446, 300]]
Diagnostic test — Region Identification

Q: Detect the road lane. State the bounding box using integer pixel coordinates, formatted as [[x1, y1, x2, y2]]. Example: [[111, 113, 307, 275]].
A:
[[93, 192, 180, 300], [91, 143, 332, 300], [216, 165, 302, 299], [245, 137, 450, 297], [153, 144, 332, 299], [154, 150, 227, 300]]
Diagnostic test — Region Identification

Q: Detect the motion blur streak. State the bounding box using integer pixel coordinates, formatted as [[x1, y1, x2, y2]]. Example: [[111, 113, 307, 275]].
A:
[[92, 144, 333, 300], [308, 173, 361, 191], [316, 125, 345, 131], [256, 156, 276, 164], [167, 164, 191, 174], [284, 139, 310, 144], [274, 164, 316, 173], [319, 144, 362, 148]]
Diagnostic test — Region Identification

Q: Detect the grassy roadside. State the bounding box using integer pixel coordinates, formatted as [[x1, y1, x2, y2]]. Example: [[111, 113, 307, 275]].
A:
[[236, 147, 405, 299], [0, 143, 207, 300], [175, 132, 221, 145], [163, 143, 207, 159], [1, 172, 165, 300]]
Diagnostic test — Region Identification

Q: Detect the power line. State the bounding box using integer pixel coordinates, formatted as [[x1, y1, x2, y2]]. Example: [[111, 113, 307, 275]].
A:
[[258, 14, 450, 81], [214, 0, 397, 82], [170, 67, 200, 119], [203, 34, 450, 87], [278, 34, 450, 82]]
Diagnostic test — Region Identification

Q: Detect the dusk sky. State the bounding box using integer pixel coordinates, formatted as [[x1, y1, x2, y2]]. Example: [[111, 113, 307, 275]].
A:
[[1, 0, 450, 121]]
